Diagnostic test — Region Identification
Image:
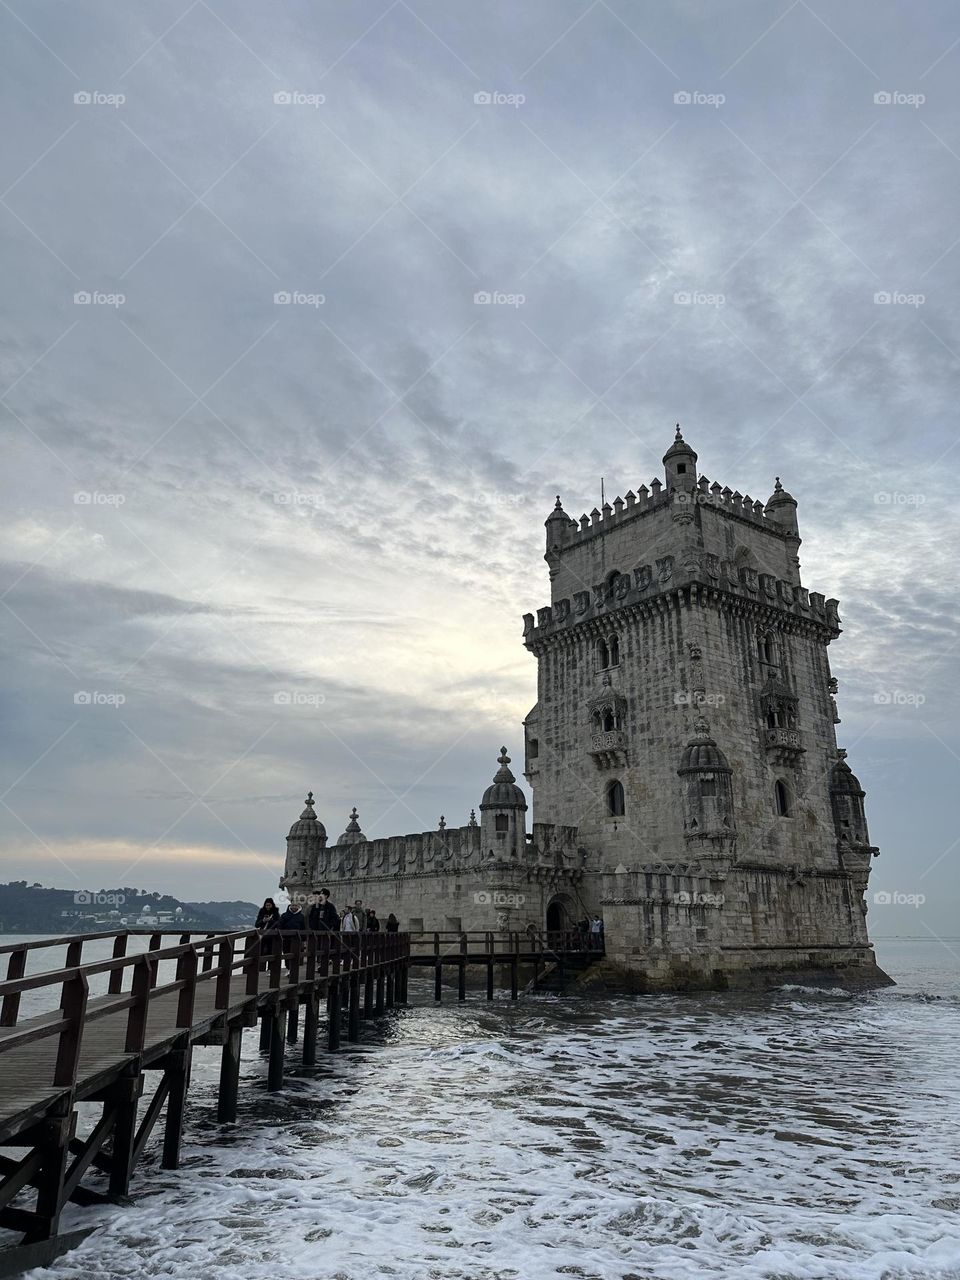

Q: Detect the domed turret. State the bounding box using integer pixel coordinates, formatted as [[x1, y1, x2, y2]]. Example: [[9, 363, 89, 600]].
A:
[[830, 750, 873, 857], [479, 746, 528, 860], [336, 806, 367, 847], [677, 717, 736, 852], [764, 476, 799, 536], [662, 424, 698, 496], [287, 791, 327, 842], [283, 791, 327, 889]]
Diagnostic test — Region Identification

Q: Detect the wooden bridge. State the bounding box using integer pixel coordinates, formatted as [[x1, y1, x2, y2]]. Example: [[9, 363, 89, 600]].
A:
[[0, 926, 601, 1275]]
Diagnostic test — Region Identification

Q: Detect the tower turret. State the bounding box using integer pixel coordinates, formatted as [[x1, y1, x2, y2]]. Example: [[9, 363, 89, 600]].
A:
[[663, 423, 698, 496], [765, 476, 799, 536], [479, 746, 528, 859], [283, 791, 327, 887], [336, 806, 367, 846]]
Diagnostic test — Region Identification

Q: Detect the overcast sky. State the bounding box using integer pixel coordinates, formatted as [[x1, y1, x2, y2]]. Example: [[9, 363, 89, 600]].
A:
[[1, 0, 958, 942]]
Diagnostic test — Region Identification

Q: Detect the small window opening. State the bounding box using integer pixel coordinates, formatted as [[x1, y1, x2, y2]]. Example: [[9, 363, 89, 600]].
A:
[[607, 780, 626, 817], [495, 814, 509, 833], [774, 780, 790, 817]]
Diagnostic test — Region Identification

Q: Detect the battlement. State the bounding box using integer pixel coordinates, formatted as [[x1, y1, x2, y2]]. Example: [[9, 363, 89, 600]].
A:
[[553, 474, 786, 553], [524, 551, 839, 648]]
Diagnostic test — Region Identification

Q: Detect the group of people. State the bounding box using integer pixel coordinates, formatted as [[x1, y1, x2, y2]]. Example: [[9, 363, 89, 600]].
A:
[[577, 915, 605, 949], [255, 891, 400, 935]]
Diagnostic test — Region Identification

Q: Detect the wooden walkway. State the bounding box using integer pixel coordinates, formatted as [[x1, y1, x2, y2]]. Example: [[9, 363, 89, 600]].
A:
[[0, 926, 599, 1275], [0, 928, 408, 1275]]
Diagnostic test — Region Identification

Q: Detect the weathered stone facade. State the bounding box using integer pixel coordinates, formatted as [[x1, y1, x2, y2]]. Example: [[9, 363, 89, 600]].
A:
[[281, 428, 889, 990]]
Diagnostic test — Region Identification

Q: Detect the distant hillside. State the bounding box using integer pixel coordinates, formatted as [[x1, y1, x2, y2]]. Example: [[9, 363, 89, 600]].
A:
[[0, 881, 259, 934]]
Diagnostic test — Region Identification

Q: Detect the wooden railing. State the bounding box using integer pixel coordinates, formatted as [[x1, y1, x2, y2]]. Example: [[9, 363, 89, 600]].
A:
[[0, 929, 409, 1100]]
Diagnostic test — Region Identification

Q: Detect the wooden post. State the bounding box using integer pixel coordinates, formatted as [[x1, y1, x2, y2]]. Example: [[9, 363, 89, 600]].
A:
[[327, 938, 341, 1051], [215, 937, 233, 1011], [1, 946, 27, 1026], [175, 947, 198, 1029], [386, 964, 395, 1009], [161, 1049, 191, 1170], [217, 1026, 242, 1123], [510, 934, 519, 1002], [286, 1001, 299, 1044], [375, 963, 385, 1015], [348, 968, 361, 1042], [109, 1073, 143, 1196], [107, 934, 128, 996], [28, 1103, 72, 1242], [258, 1012, 272, 1053], [124, 955, 154, 1054], [458, 933, 467, 1002], [55, 972, 88, 1087], [267, 1007, 284, 1091], [302, 992, 319, 1066], [486, 930, 495, 1001]]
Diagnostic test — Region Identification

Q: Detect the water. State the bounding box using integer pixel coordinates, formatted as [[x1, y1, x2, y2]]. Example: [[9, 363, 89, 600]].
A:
[[6, 937, 960, 1280]]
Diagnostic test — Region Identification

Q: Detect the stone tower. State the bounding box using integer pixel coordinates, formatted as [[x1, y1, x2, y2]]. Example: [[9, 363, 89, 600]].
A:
[[522, 426, 888, 988]]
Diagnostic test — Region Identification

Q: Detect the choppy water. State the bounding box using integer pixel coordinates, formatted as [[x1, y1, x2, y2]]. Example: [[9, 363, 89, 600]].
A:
[[9, 937, 960, 1280]]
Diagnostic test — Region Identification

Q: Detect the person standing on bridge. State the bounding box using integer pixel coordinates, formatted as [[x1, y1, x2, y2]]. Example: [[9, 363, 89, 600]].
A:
[[341, 906, 358, 932], [589, 915, 604, 950], [256, 898, 280, 931], [279, 899, 305, 930], [385, 912, 399, 932], [366, 908, 381, 931], [309, 888, 340, 932]]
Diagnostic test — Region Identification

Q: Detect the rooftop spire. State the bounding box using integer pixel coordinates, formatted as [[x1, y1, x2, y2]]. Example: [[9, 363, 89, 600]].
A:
[[493, 746, 516, 783]]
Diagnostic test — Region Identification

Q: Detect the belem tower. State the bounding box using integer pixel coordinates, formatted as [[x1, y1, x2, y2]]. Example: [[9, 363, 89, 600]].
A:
[[281, 428, 890, 990]]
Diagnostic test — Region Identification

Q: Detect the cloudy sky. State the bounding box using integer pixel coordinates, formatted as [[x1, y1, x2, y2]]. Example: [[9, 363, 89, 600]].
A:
[[1, 0, 958, 940]]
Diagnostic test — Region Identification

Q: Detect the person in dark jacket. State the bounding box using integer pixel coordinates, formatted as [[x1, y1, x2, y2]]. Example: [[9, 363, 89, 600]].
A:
[[278, 901, 305, 930], [255, 897, 281, 962], [366, 908, 381, 932], [308, 888, 340, 931], [385, 913, 399, 933], [255, 898, 280, 930]]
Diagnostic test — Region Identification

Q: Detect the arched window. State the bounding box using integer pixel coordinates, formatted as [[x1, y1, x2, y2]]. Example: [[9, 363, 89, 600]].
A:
[[606, 780, 626, 817], [602, 709, 616, 732], [700, 778, 716, 797], [495, 813, 509, 833], [606, 569, 623, 595], [774, 780, 790, 817], [597, 638, 609, 670], [758, 632, 777, 666], [609, 634, 620, 666]]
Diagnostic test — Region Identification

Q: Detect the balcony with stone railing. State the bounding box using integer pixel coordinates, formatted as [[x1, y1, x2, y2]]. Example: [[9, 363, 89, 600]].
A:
[[763, 726, 805, 766], [589, 729, 628, 770]]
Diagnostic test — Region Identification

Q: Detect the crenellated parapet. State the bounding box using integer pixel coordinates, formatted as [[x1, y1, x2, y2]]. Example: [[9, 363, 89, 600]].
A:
[[524, 551, 840, 649]]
